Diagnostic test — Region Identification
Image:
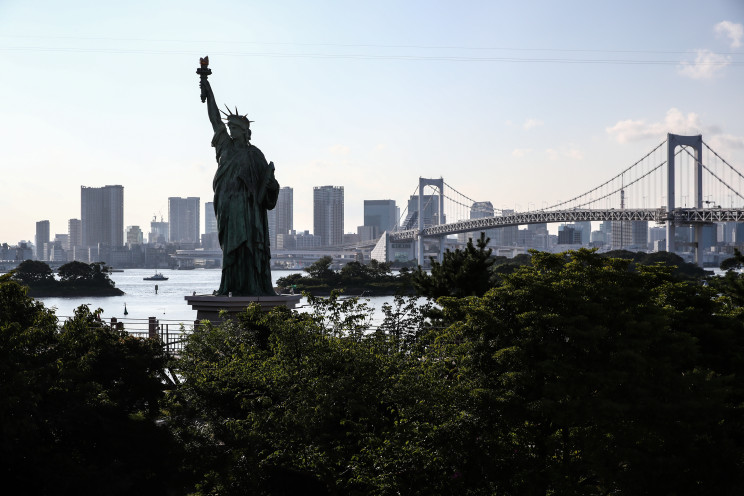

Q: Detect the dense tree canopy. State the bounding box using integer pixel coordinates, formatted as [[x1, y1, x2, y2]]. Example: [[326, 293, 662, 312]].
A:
[[413, 232, 496, 297], [0, 274, 184, 494], [4, 247, 744, 494], [10, 260, 122, 296]]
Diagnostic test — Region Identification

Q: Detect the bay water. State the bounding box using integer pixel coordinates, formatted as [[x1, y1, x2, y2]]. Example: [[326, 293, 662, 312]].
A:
[[37, 269, 401, 329]]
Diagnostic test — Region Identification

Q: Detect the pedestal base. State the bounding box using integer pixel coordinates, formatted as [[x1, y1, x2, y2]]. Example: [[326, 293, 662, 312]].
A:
[[185, 294, 303, 322]]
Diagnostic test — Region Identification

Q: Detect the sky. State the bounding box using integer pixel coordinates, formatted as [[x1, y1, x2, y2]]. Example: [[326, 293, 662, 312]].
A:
[[1, 0, 743, 243]]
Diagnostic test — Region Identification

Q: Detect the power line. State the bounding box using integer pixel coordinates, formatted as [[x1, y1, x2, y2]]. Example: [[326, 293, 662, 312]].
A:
[[1, 45, 741, 66]]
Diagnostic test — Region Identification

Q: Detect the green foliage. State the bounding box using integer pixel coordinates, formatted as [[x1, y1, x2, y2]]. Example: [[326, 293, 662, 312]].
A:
[[12, 259, 55, 285], [430, 248, 744, 494], [721, 247, 744, 271], [304, 255, 337, 283], [0, 275, 184, 494], [170, 297, 468, 495], [10, 260, 121, 296], [413, 232, 496, 297], [602, 249, 708, 279], [276, 258, 411, 295]]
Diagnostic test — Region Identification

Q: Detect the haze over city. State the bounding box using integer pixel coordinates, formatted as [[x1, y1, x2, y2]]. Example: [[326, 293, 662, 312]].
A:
[[1, 0, 743, 243]]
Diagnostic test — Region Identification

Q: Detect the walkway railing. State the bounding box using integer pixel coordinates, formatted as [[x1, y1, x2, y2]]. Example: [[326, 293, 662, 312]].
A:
[[58, 315, 201, 357]]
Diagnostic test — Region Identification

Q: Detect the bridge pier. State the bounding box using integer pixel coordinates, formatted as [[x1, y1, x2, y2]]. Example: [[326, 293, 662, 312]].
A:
[[416, 177, 445, 267], [667, 134, 703, 266]]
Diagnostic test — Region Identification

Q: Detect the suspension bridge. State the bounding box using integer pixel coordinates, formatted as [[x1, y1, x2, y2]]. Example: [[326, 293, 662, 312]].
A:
[[384, 134, 744, 266]]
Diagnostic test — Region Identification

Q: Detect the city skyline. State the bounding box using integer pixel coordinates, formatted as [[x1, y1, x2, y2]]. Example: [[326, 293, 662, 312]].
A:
[[1, 1, 743, 243]]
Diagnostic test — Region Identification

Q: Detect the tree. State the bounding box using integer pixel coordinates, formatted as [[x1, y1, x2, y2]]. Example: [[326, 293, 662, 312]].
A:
[[430, 249, 744, 494], [171, 298, 460, 495], [412, 232, 496, 297], [304, 255, 337, 284], [57, 260, 93, 282], [0, 274, 185, 494], [12, 259, 55, 286]]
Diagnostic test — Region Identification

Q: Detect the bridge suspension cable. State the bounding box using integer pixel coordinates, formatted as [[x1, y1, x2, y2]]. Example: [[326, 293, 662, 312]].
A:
[[540, 139, 668, 211], [680, 145, 744, 204]]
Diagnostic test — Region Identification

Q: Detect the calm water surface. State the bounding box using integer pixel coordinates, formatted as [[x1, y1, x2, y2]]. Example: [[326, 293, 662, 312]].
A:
[[38, 269, 400, 327]]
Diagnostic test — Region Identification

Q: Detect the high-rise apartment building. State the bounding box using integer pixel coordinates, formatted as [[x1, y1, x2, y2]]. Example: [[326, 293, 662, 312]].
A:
[[204, 202, 217, 234], [68, 219, 82, 249], [364, 199, 397, 238], [313, 186, 344, 246], [268, 187, 293, 247], [35, 220, 50, 260], [168, 197, 200, 244], [81, 185, 124, 248]]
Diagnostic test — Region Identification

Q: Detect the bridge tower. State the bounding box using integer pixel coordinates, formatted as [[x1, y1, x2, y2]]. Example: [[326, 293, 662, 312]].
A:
[[666, 133, 703, 265], [417, 177, 445, 266]]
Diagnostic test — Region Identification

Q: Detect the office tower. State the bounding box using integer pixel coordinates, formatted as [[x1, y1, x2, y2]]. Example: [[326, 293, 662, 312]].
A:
[[35, 220, 50, 260], [401, 195, 445, 230], [168, 197, 200, 244], [55, 234, 70, 251], [268, 187, 293, 247], [204, 202, 217, 234], [313, 186, 344, 246], [68, 219, 82, 250], [276, 187, 293, 241], [364, 199, 397, 238], [558, 224, 582, 244], [612, 220, 648, 249], [574, 221, 591, 245], [126, 226, 144, 247], [467, 201, 497, 246], [81, 185, 124, 248]]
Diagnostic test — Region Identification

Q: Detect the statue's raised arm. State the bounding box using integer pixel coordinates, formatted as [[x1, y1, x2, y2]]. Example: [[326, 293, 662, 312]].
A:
[[197, 56, 225, 133]]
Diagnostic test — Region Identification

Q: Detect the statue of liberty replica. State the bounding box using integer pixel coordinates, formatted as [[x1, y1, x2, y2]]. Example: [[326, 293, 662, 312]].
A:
[[198, 57, 279, 296]]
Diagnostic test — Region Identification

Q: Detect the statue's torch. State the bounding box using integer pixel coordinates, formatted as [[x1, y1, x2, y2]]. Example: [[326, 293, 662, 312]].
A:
[[197, 56, 212, 103]]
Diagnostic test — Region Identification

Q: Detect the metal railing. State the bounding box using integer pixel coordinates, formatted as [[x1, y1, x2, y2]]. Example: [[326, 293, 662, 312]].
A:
[[58, 315, 200, 357]]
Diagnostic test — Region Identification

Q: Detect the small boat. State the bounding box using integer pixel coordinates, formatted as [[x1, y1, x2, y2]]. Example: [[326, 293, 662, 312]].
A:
[[143, 272, 169, 281]]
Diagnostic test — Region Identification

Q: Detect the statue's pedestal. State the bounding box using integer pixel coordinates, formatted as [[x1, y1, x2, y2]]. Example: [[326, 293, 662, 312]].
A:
[[185, 294, 303, 322]]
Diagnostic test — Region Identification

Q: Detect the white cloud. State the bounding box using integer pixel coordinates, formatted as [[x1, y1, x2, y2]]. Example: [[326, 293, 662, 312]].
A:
[[709, 134, 744, 150], [678, 49, 732, 79], [523, 118, 544, 130], [607, 108, 704, 143], [328, 144, 350, 155], [512, 148, 531, 158], [546, 145, 583, 161], [715, 20, 743, 48]]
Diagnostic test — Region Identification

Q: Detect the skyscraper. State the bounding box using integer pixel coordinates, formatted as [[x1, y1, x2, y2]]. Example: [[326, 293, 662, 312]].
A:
[[204, 202, 217, 234], [35, 220, 50, 260], [81, 185, 124, 248], [313, 186, 344, 246], [268, 187, 293, 247], [68, 219, 82, 249], [364, 199, 397, 238], [402, 195, 445, 230], [469, 201, 497, 246], [168, 197, 200, 244]]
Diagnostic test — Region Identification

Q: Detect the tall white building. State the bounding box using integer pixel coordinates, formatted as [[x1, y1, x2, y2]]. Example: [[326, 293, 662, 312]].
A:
[[313, 186, 344, 246]]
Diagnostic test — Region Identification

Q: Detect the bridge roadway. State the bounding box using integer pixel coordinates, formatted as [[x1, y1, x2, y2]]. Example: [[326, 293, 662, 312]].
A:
[[388, 207, 744, 241]]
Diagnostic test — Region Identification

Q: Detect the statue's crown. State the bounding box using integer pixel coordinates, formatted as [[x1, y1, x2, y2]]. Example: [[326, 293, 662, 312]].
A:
[[219, 104, 253, 128]]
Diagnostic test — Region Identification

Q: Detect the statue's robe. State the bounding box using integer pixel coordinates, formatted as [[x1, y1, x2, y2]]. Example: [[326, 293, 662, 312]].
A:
[[212, 127, 279, 296]]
